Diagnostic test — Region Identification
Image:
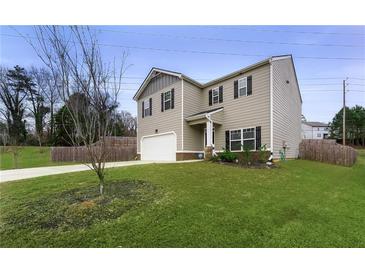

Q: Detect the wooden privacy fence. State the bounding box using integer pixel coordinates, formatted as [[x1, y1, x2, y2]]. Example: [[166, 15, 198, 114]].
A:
[[51, 137, 137, 162], [299, 139, 357, 167]]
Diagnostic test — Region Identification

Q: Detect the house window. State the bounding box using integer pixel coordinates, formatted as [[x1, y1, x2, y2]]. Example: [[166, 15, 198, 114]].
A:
[[212, 87, 220, 104], [230, 130, 242, 151], [230, 127, 256, 151], [144, 99, 150, 117], [164, 90, 171, 110], [317, 133, 321, 138], [242, 128, 255, 150], [238, 77, 247, 97]]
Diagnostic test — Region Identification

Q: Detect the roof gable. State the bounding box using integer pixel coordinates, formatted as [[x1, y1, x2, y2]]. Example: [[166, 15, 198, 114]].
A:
[[133, 68, 203, 100]]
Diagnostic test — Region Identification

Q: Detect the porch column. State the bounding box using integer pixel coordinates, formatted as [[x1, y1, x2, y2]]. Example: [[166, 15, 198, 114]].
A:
[[206, 120, 213, 147]]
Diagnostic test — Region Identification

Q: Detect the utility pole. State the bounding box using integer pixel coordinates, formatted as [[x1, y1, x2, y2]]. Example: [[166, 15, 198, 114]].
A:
[[342, 79, 346, 145]]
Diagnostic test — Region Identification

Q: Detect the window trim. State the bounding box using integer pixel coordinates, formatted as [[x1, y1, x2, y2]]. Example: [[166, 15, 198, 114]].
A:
[[164, 90, 172, 110], [229, 127, 256, 152], [212, 86, 220, 104], [143, 99, 151, 117], [238, 77, 248, 97]]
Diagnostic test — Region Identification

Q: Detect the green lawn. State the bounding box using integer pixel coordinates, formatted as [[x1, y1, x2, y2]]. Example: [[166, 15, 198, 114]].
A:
[[0, 146, 74, 170], [1, 151, 365, 247]]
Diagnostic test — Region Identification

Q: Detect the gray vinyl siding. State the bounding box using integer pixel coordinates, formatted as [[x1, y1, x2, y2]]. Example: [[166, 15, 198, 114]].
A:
[[201, 64, 271, 151], [137, 79, 182, 152], [272, 58, 302, 158], [139, 73, 179, 99], [183, 80, 204, 151]]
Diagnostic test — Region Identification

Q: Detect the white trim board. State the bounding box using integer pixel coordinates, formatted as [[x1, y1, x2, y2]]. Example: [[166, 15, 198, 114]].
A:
[[269, 60, 274, 153], [181, 79, 184, 151]]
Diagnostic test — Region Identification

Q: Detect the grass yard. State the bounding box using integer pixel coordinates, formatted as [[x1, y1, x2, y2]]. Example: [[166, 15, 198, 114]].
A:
[[0, 146, 75, 170], [1, 150, 365, 247]]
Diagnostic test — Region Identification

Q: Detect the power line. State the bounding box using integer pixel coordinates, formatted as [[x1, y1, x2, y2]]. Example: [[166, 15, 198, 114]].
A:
[[301, 90, 365, 93], [300, 83, 365, 87], [94, 28, 364, 48], [204, 26, 365, 37], [300, 83, 343, 86], [2, 32, 365, 61], [299, 77, 345, 80], [349, 77, 365, 81]]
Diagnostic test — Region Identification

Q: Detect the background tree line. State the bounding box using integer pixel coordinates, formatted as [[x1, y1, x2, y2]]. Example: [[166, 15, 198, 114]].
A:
[[0, 65, 137, 147], [329, 105, 365, 146]]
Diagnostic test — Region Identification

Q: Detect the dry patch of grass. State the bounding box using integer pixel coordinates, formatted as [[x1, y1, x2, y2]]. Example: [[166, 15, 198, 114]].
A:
[[1, 180, 160, 231]]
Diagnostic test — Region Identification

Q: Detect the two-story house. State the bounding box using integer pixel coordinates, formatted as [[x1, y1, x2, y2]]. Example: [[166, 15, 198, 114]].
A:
[[302, 121, 329, 139], [133, 55, 302, 161]]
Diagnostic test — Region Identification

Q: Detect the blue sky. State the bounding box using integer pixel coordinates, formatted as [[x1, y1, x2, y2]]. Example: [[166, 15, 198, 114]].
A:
[[1, 25, 364, 122]]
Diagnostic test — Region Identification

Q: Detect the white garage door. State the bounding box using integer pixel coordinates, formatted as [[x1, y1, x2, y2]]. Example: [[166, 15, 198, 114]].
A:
[[141, 132, 176, 161]]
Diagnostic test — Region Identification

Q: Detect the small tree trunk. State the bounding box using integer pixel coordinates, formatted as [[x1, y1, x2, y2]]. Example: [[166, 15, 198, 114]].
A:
[[98, 172, 105, 195], [12, 146, 19, 169]]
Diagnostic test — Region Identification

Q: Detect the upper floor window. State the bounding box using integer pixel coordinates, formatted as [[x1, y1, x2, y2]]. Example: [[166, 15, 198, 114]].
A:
[[161, 88, 175, 112], [212, 87, 219, 104], [209, 86, 223, 106], [164, 90, 171, 110], [238, 77, 247, 97], [143, 98, 151, 117], [234, 76, 252, 99]]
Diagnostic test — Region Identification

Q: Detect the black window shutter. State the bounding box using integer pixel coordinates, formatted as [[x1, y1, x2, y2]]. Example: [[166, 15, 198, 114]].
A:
[[247, 76, 253, 96], [219, 86, 223, 103], [161, 93, 164, 112], [171, 88, 175, 109], [225, 130, 230, 150], [142, 101, 145, 118], [234, 80, 238, 99], [149, 98, 152, 116], [208, 89, 212, 106], [255, 126, 261, 150]]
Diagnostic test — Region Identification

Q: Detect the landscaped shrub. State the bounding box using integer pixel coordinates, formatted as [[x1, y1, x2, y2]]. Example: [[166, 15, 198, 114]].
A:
[[210, 155, 220, 162], [238, 145, 252, 166], [258, 144, 268, 163], [218, 148, 237, 162]]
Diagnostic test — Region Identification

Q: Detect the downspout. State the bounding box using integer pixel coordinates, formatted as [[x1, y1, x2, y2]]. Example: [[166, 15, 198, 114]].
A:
[[269, 59, 274, 156], [181, 79, 184, 151]]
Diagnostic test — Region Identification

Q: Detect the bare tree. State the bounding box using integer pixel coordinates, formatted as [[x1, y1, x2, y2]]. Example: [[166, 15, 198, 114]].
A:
[[118, 110, 137, 136], [24, 26, 128, 195], [42, 68, 60, 139], [28, 67, 50, 147], [0, 121, 9, 149]]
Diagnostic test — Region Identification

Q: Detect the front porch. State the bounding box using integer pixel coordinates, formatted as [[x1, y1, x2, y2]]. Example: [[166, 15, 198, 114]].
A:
[[185, 107, 223, 156]]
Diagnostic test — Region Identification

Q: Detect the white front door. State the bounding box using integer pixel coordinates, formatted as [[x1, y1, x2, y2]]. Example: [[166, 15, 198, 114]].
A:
[[141, 132, 176, 161]]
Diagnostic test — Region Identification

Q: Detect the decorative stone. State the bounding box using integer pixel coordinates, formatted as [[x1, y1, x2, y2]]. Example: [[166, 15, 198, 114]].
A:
[[204, 146, 213, 160]]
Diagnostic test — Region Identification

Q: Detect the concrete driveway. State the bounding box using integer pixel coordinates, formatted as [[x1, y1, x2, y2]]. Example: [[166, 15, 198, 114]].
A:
[[0, 160, 201, 183]]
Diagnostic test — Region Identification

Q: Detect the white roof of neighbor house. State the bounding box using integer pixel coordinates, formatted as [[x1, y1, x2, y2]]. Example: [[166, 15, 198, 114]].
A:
[[303, 121, 329, 127]]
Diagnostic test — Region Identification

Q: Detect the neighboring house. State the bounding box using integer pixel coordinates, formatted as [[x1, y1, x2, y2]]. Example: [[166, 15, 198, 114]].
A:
[[302, 121, 329, 139], [133, 55, 302, 161]]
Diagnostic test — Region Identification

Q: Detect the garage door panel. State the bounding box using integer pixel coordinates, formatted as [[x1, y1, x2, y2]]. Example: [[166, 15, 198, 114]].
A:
[[141, 133, 176, 161]]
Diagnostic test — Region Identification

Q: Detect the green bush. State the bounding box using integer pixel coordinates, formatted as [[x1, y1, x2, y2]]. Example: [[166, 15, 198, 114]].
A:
[[238, 145, 252, 166], [258, 144, 268, 163], [210, 155, 220, 162], [218, 148, 237, 162]]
